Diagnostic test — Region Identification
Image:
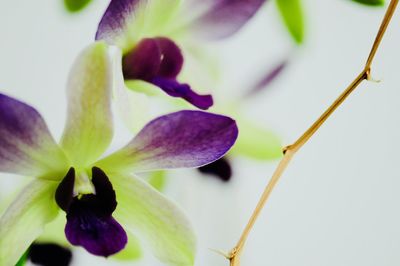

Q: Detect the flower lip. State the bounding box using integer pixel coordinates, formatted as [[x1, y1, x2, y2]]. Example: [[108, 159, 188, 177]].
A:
[[122, 38, 161, 81], [65, 206, 127, 257], [55, 167, 127, 257], [151, 77, 214, 110], [155, 37, 184, 79]]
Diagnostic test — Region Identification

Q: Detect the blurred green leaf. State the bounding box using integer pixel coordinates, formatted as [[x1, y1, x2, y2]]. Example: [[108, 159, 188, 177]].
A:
[[231, 118, 282, 160], [351, 0, 385, 6], [276, 0, 305, 44], [64, 0, 93, 13]]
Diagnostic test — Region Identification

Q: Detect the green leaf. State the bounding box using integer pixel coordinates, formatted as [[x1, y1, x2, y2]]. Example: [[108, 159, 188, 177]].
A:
[[350, 0, 385, 6], [64, 0, 93, 13], [275, 0, 305, 44]]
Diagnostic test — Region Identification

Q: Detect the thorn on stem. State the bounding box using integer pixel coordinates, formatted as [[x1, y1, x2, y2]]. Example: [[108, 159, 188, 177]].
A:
[[368, 76, 382, 83], [208, 248, 231, 259], [229, 247, 239, 259], [365, 68, 382, 83], [282, 145, 291, 154]]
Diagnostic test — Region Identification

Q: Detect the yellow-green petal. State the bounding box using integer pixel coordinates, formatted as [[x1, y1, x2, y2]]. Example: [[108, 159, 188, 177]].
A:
[[147, 170, 167, 191], [111, 174, 196, 266], [0, 180, 58, 266], [60, 42, 114, 167], [125, 79, 164, 97], [112, 232, 142, 261], [36, 212, 69, 247]]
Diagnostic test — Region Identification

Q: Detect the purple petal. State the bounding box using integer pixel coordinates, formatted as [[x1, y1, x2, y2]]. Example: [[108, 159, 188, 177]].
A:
[[0, 93, 67, 177], [247, 60, 287, 96], [155, 37, 184, 79], [95, 0, 142, 42], [122, 38, 161, 80], [189, 0, 267, 39], [65, 213, 127, 257], [151, 77, 213, 110], [96, 110, 238, 173]]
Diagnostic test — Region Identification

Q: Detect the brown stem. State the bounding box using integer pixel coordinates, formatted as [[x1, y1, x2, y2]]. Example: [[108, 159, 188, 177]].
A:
[[228, 1, 399, 265]]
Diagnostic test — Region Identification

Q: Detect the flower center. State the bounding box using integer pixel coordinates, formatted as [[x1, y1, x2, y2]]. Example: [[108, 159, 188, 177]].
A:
[[74, 170, 94, 195]]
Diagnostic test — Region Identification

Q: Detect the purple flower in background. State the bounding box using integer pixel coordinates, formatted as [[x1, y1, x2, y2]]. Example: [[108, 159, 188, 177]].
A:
[[121, 36, 213, 109], [0, 42, 238, 266], [28, 243, 72, 266], [198, 156, 232, 182], [95, 0, 267, 110]]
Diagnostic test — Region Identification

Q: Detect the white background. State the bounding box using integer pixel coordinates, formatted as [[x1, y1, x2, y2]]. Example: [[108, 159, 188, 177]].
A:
[[0, 0, 399, 266]]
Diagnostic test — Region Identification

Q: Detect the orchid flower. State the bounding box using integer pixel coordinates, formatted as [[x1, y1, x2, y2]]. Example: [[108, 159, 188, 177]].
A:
[[94, 0, 267, 112], [0, 42, 238, 266]]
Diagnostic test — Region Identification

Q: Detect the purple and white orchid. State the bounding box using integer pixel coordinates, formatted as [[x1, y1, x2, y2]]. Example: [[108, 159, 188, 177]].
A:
[[0, 42, 238, 266], [94, 0, 266, 110]]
